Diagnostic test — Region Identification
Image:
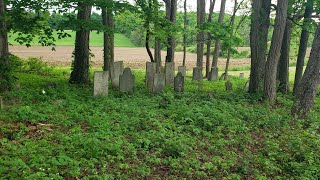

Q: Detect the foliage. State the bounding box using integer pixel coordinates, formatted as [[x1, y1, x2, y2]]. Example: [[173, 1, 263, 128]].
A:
[[0, 55, 23, 92]]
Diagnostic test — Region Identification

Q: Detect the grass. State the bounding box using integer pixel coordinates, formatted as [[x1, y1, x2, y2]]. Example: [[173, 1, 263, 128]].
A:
[[0, 65, 319, 179], [8, 30, 136, 47]]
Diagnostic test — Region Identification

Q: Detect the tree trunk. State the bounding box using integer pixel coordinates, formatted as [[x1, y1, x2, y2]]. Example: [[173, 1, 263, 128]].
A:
[[293, 0, 314, 95], [0, 0, 9, 92], [165, 0, 176, 63], [107, 6, 114, 68], [292, 23, 320, 118], [154, 38, 161, 72], [196, 0, 205, 68], [264, 0, 288, 101], [183, 0, 187, 66], [205, 0, 216, 78], [277, 20, 291, 94], [211, 0, 226, 68], [249, 0, 271, 93], [146, 28, 154, 62], [70, 3, 92, 84]]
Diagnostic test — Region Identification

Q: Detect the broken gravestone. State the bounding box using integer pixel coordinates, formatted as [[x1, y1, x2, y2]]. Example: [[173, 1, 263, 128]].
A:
[[225, 80, 233, 92], [119, 68, 135, 94], [208, 67, 219, 81], [111, 61, 124, 88], [94, 71, 109, 97], [174, 72, 184, 92], [178, 66, 186, 77], [165, 62, 175, 86], [239, 73, 245, 79], [192, 67, 203, 81], [146, 62, 157, 90], [152, 73, 165, 94]]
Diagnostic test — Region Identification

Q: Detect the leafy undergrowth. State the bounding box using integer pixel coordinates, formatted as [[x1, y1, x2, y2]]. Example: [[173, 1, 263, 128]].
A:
[[0, 70, 319, 179]]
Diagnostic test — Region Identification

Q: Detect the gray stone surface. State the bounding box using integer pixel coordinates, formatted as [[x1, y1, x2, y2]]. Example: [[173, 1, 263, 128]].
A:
[[120, 68, 135, 94], [111, 61, 124, 88], [165, 62, 175, 86], [0, 96, 3, 110], [146, 62, 157, 90], [225, 80, 233, 91], [239, 73, 245, 79], [192, 67, 203, 81], [152, 73, 165, 94], [208, 67, 219, 81], [94, 71, 109, 97], [174, 72, 184, 92], [178, 66, 186, 77]]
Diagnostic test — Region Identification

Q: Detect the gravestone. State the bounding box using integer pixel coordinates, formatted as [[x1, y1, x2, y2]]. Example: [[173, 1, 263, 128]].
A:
[[174, 72, 184, 92], [165, 62, 175, 86], [111, 61, 124, 88], [225, 80, 233, 92], [0, 96, 3, 110], [178, 66, 186, 77], [119, 68, 135, 94], [208, 67, 219, 81], [152, 73, 165, 94], [192, 67, 203, 81], [146, 62, 157, 90], [94, 71, 109, 97], [239, 73, 245, 79]]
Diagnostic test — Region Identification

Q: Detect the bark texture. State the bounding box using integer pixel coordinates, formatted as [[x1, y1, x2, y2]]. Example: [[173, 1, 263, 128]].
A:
[[70, 3, 92, 84], [102, 5, 114, 71], [165, 0, 177, 63], [205, 0, 216, 78], [249, 0, 271, 93], [0, 0, 9, 92], [293, 23, 320, 118], [183, 0, 187, 66], [196, 0, 205, 68], [264, 0, 288, 101]]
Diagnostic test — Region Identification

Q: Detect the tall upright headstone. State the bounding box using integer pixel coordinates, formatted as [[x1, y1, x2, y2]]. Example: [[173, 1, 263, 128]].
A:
[[0, 96, 3, 110], [192, 67, 202, 81], [111, 61, 124, 88], [152, 73, 165, 94], [174, 72, 184, 92], [178, 66, 186, 77], [165, 62, 175, 86], [146, 62, 157, 90], [94, 71, 109, 97], [119, 68, 135, 94], [225, 80, 233, 92], [208, 67, 219, 81]]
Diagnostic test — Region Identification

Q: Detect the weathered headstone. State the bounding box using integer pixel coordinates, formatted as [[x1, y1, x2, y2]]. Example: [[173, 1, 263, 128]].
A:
[[0, 96, 3, 110], [208, 67, 219, 81], [165, 62, 175, 86], [174, 72, 184, 92], [225, 80, 233, 92], [119, 68, 135, 94], [146, 62, 157, 90], [152, 73, 165, 94], [94, 71, 109, 97], [192, 67, 203, 81], [111, 61, 124, 88], [239, 73, 245, 79], [178, 66, 186, 77]]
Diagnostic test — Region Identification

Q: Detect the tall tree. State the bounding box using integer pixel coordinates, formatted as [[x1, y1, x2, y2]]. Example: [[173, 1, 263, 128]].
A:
[[249, 0, 271, 93], [102, 1, 114, 71], [292, 23, 320, 118], [70, 2, 92, 84], [182, 0, 187, 67], [165, 0, 177, 63], [0, 0, 9, 92], [264, 0, 288, 101], [196, 0, 205, 68], [293, 0, 314, 95], [205, 0, 216, 78]]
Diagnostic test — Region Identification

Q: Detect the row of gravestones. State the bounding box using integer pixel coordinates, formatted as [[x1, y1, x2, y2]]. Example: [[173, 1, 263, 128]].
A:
[[94, 61, 246, 97]]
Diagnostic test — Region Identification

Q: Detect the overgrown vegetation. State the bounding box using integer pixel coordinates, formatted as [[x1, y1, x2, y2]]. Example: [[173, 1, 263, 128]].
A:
[[0, 68, 319, 179]]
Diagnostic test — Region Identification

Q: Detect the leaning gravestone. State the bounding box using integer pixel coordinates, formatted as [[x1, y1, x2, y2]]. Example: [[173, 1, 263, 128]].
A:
[[192, 67, 202, 81], [94, 71, 109, 97], [165, 62, 175, 86], [120, 68, 135, 94], [146, 62, 157, 90], [174, 72, 184, 92], [153, 73, 165, 94], [111, 61, 124, 88], [178, 66, 186, 77], [225, 80, 233, 92], [208, 67, 219, 81], [239, 73, 245, 79]]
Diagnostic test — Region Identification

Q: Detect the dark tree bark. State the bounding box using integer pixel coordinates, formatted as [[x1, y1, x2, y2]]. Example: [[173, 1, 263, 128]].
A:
[[102, 5, 114, 71], [0, 0, 9, 92], [277, 20, 291, 94], [182, 0, 187, 66], [154, 38, 161, 72], [205, 0, 216, 78], [69, 3, 92, 84], [146, 28, 154, 63], [292, 23, 320, 118], [249, 0, 271, 93], [196, 0, 205, 68], [165, 0, 177, 63], [264, 0, 288, 101], [293, 0, 314, 95], [211, 0, 226, 68]]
